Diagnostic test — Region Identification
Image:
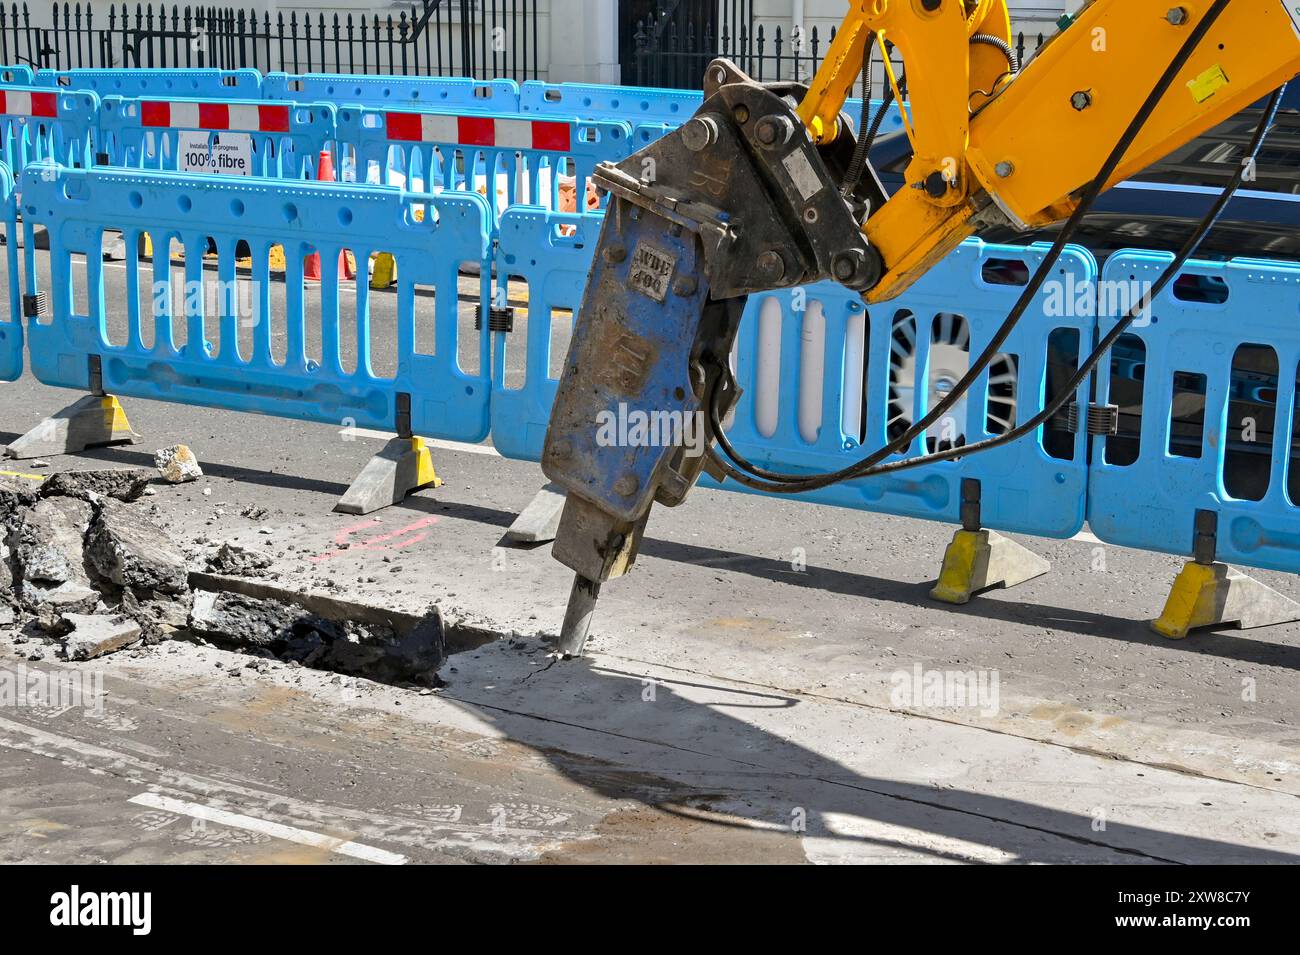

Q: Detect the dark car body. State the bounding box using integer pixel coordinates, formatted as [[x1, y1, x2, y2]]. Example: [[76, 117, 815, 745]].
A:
[[868, 87, 1300, 263]]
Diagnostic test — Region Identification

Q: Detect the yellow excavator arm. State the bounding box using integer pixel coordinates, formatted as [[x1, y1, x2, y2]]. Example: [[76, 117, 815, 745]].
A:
[[541, 0, 1300, 655], [801, 0, 1300, 302]]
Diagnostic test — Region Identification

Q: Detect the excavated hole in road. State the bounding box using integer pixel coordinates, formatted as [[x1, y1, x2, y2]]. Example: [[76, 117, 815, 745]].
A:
[[183, 572, 500, 688]]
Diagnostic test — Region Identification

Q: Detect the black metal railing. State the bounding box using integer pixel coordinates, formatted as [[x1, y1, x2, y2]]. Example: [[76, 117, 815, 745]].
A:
[[0, 1, 539, 80], [636, 18, 1047, 94]]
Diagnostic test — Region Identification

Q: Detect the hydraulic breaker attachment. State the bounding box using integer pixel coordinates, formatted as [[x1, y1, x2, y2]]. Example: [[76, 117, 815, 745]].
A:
[[542, 59, 883, 655]]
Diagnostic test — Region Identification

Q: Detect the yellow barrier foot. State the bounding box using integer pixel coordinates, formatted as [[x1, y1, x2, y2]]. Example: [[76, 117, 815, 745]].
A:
[[334, 436, 441, 515], [370, 251, 397, 290], [504, 482, 566, 544], [4, 394, 141, 460], [930, 528, 1050, 605], [1151, 561, 1300, 639]]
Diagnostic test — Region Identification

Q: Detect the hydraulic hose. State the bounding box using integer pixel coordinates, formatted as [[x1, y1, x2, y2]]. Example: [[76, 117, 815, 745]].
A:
[[706, 0, 1237, 494]]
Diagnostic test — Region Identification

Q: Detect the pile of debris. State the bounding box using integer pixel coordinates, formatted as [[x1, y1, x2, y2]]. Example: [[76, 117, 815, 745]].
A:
[[1, 457, 446, 683], [0, 467, 187, 659]]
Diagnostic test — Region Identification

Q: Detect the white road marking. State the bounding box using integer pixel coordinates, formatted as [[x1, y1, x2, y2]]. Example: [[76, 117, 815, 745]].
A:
[[0, 714, 572, 859], [128, 792, 407, 865], [347, 427, 502, 457], [802, 811, 1018, 865], [1071, 529, 1102, 544]]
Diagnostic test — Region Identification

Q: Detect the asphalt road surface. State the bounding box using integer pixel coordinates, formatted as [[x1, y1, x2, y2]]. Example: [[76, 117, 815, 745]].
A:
[[1, 242, 1299, 864]]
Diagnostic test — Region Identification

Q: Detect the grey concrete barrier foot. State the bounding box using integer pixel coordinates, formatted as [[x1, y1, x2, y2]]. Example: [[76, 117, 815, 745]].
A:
[[504, 483, 567, 544], [1152, 561, 1300, 639], [334, 436, 440, 516], [929, 529, 1050, 605], [5, 394, 141, 460]]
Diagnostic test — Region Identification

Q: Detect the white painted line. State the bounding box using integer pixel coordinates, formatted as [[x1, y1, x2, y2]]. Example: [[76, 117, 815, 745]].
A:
[[128, 792, 408, 865], [348, 427, 502, 458], [425, 437, 502, 458], [1072, 530, 1102, 544]]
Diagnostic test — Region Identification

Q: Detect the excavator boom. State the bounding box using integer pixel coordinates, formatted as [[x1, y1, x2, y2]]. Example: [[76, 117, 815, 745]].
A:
[[542, 0, 1300, 654]]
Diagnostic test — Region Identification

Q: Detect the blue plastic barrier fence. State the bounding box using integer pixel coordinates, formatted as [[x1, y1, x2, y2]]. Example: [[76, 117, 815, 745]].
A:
[[493, 207, 1094, 538], [22, 165, 494, 441], [264, 72, 518, 111], [0, 161, 20, 381], [0, 65, 35, 85], [97, 96, 336, 178], [520, 81, 909, 139], [1089, 252, 1300, 574], [520, 81, 701, 124], [336, 106, 633, 229], [490, 206, 601, 461], [34, 68, 262, 99], [698, 240, 1094, 538], [0, 86, 97, 180]]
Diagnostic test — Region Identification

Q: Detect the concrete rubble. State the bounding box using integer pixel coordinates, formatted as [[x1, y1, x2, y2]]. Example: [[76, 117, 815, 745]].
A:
[[206, 542, 275, 578], [2, 471, 187, 656], [59, 612, 144, 660], [154, 444, 203, 483], [0, 468, 447, 683], [86, 498, 190, 596], [39, 467, 154, 503], [7, 497, 100, 614]]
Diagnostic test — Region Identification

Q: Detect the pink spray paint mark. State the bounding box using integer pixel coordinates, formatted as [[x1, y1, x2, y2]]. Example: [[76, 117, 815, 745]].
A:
[[310, 515, 439, 562]]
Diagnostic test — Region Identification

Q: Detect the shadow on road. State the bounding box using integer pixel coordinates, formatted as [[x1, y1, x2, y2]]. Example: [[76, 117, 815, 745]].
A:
[[440, 653, 1300, 864]]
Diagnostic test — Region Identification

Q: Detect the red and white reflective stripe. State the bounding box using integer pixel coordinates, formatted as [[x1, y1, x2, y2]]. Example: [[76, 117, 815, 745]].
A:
[[0, 90, 58, 118], [384, 113, 571, 152], [140, 101, 290, 133]]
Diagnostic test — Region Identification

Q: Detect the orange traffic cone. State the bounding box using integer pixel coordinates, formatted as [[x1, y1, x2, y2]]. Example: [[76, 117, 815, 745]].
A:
[[304, 148, 356, 282]]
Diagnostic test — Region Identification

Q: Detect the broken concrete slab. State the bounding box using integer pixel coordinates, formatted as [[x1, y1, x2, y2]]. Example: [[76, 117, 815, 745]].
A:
[[119, 587, 193, 643], [7, 497, 99, 613], [0, 481, 39, 522], [154, 445, 202, 484], [188, 590, 310, 651], [206, 542, 274, 578], [0, 539, 12, 600], [60, 612, 142, 660], [39, 468, 154, 504], [85, 499, 189, 597], [188, 570, 493, 655]]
